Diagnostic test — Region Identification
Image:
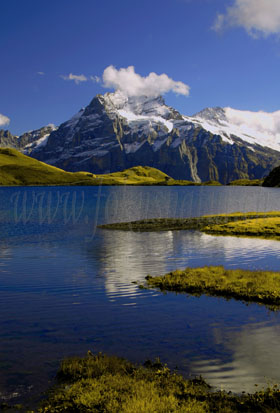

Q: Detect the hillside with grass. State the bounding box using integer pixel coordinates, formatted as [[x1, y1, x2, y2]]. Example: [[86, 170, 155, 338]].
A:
[[0, 148, 179, 186], [0, 148, 96, 186], [0, 148, 227, 186]]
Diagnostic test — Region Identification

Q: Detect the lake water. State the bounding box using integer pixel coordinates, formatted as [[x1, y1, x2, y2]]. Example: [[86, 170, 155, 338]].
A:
[[1, 185, 280, 405]]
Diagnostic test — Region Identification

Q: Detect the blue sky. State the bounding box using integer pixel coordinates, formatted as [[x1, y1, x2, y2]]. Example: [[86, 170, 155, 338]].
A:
[[1, 0, 280, 135]]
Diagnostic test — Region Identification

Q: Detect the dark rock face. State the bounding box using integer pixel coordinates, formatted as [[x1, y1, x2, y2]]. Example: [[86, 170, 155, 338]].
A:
[[263, 166, 280, 187], [1, 93, 279, 183]]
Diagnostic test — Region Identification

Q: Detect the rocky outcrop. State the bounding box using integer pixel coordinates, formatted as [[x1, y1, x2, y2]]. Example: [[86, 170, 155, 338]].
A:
[[0, 124, 56, 152], [0, 130, 19, 148]]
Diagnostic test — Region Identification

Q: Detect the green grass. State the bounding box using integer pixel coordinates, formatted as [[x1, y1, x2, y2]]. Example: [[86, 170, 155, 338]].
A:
[[166, 179, 201, 186], [24, 352, 280, 412], [201, 180, 222, 186], [99, 211, 280, 232], [93, 165, 171, 185], [0, 148, 97, 186], [165, 179, 222, 186], [227, 179, 263, 186], [203, 217, 280, 240], [203, 211, 280, 218], [145, 265, 280, 309]]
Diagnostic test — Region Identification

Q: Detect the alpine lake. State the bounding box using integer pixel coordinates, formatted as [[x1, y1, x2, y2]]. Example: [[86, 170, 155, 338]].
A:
[[1, 185, 280, 406]]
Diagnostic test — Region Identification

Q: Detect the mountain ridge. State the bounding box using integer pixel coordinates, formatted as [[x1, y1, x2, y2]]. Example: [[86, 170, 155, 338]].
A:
[[1, 93, 279, 184]]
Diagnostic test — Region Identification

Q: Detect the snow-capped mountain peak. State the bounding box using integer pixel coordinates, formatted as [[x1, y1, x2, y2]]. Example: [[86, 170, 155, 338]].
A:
[[193, 107, 227, 123], [187, 106, 280, 152], [21, 124, 57, 153], [103, 91, 167, 115], [100, 91, 183, 134], [1, 92, 280, 183]]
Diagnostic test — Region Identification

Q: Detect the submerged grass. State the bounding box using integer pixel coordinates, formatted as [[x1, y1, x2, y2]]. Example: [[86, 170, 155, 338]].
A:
[[27, 352, 280, 412], [145, 266, 280, 309]]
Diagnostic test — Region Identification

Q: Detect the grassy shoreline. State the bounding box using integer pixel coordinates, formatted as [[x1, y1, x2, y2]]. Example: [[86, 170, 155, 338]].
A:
[[8, 352, 280, 412], [203, 217, 280, 240], [144, 265, 280, 310]]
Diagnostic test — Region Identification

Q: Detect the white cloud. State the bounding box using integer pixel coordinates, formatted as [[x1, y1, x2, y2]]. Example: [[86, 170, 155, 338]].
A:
[[61, 73, 88, 84], [37, 71, 45, 76], [102, 65, 190, 98], [224, 107, 280, 150], [0, 114, 10, 127], [90, 75, 101, 83], [225, 107, 280, 134], [213, 0, 280, 37]]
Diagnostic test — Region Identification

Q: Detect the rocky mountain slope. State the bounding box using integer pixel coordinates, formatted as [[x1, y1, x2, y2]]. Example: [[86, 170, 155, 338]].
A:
[[0, 124, 56, 151], [1, 93, 279, 184]]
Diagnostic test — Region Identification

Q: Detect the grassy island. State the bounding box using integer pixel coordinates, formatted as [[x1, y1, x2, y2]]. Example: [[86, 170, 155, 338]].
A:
[[145, 266, 280, 309], [99, 211, 280, 233], [20, 352, 280, 412]]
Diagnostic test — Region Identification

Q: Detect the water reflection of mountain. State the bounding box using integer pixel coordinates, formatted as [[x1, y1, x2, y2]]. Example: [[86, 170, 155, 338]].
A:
[[198, 233, 280, 271], [87, 229, 280, 299], [90, 230, 178, 299], [2, 185, 280, 403], [191, 321, 280, 393], [85, 228, 280, 394]]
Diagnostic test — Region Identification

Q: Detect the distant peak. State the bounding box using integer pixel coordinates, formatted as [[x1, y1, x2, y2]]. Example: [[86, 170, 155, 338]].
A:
[[46, 123, 56, 130], [193, 107, 226, 122]]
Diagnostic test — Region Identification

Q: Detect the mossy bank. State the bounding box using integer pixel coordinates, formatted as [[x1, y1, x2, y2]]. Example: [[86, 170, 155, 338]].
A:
[[145, 265, 280, 310], [10, 352, 280, 412]]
